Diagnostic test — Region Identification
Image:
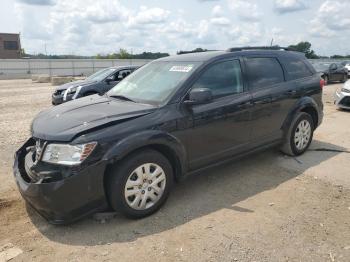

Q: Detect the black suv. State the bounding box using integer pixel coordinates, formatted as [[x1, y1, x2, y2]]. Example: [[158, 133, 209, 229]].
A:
[[14, 48, 323, 224], [52, 66, 139, 105]]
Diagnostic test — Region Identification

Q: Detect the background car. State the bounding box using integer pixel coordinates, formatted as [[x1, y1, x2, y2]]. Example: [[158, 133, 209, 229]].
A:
[[341, 61, 350, 77], [52, 65, 139, 105], [334, 80, 350, 109], [313, 62, 348, 85]]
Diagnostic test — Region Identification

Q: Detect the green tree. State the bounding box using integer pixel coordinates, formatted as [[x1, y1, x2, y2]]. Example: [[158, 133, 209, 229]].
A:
[[118, 48, 131, 59], [288, 42, 318, 59]]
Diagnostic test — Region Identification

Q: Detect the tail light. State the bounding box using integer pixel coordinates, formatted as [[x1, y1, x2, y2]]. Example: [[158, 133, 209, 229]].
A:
[[320, 79, 325, 89]]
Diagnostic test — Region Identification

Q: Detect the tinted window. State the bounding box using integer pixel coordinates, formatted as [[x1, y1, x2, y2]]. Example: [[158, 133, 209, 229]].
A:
[[284, 58, 312, 79], [192, 60, 243, 98], [4, 41, 18, 50], [246, 57, 284, 89]]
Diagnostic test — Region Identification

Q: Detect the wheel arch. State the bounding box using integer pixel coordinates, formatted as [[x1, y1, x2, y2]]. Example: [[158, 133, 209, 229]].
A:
[[102, 131, 187, 183], [282, 97, 320, 137]]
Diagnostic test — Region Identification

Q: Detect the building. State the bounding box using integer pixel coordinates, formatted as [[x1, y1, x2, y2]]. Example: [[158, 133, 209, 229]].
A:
[[0, 33, 21, 59]]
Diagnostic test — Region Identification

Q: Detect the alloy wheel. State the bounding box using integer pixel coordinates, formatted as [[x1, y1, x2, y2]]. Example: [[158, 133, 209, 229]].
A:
[[294, 119, 311, 151]]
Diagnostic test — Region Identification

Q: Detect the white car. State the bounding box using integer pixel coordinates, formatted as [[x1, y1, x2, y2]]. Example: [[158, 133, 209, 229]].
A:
[[345, 64, 350, 77], [335, 80, 350, 109]]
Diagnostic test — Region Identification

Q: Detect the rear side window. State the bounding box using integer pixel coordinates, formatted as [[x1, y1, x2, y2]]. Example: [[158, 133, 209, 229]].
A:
[[192, 60, 243, 98], [284, 58, 312, 80], [245, 57, 284, 89]]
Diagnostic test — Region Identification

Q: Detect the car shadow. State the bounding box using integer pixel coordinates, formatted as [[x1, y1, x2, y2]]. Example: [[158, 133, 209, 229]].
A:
[[27, 139, 347, 246]]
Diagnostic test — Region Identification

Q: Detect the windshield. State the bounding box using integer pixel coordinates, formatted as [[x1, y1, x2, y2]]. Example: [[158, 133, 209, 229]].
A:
[[107, 61, 202, 105], [86, 68, 115, 82], [313, 63, 330, 71]]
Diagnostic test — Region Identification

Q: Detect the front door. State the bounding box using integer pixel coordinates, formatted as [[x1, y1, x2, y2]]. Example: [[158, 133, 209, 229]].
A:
[[183, 59, 253, 170]]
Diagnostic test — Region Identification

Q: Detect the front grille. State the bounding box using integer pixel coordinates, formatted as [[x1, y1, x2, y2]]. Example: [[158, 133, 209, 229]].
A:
[[340, 96, 350, 107]]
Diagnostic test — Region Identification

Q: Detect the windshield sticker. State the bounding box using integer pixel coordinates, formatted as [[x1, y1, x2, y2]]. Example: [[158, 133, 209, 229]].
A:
[[169, 65, 193, 73]]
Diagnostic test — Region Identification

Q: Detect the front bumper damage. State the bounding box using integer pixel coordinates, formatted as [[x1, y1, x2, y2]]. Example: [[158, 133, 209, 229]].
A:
[[13, 138, 108, 224]]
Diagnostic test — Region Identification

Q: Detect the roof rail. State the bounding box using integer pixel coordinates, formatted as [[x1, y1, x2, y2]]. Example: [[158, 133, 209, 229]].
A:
[[226, 46, 293, 52]]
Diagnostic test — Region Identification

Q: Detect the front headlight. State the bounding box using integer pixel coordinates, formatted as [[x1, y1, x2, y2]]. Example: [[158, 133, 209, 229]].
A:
[[42, 142, 97, 166], [341, 88, 350, 93]]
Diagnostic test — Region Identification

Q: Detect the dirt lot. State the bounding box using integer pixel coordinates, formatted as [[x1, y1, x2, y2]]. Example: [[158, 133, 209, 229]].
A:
[[0, 79, 349, 262]]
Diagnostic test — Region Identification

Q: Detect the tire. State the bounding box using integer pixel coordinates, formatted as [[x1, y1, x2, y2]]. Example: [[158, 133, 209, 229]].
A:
[[106, 149, 174, 219], [280, 112, 314, 156]]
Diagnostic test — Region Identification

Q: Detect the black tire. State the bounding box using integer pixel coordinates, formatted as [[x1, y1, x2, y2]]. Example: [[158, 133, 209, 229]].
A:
[[280, 112, 314, 156], [106, 149, 174, 219]]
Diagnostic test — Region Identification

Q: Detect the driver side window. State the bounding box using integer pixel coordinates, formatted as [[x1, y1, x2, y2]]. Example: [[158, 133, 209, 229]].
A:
[[192, 60, 243, 98]]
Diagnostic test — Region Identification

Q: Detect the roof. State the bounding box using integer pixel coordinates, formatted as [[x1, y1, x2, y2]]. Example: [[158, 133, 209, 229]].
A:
[[0, 33, 20, 36], [156, 49, 305, 63]]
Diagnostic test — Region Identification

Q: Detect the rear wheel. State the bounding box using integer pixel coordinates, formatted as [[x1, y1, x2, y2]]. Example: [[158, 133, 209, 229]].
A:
[[106, 149, 173, 218], [281, 112, 314, 156]]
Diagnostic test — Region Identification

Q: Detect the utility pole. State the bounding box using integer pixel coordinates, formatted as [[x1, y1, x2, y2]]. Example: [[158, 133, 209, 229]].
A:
[[44, 43, 47, 56], [270, 38, 274, 47]]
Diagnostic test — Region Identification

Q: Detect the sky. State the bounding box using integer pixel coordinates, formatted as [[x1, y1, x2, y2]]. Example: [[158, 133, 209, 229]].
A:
[[0, 0, 349, 56]]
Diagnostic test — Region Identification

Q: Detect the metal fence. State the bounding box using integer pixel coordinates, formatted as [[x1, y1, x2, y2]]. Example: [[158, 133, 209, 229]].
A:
[[0, 58, 348, 80], [0, 59, 153, 79]]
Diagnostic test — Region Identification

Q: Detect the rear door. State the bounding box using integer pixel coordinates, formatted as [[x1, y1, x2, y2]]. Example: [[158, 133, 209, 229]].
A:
[[329, 63, 343, 81], [244, 56, 291, 143]]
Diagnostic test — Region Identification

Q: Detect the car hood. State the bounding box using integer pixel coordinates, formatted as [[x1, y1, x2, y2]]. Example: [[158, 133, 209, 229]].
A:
[[32, 94, 157, 141], [55, 79, 97, 91]]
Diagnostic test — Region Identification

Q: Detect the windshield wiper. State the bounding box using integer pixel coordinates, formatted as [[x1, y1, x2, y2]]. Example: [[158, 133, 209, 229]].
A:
[[108, 94, 136, 102]]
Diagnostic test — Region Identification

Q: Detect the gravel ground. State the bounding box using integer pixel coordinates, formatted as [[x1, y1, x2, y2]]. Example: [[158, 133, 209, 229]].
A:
[[0, 79, 350, 262]]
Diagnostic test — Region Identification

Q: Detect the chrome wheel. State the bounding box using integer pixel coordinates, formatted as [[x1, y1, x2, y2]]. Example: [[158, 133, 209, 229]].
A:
[[124, 163, 166, 210], [294, 119, 311, 151]]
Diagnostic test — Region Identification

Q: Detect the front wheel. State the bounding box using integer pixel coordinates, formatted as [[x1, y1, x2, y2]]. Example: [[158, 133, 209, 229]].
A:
[[281, 112, 314, 156], [106, 149, 174, 219]]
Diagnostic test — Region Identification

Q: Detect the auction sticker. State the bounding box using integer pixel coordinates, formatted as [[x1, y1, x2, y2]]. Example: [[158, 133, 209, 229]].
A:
[[169, 65, 193, 73]]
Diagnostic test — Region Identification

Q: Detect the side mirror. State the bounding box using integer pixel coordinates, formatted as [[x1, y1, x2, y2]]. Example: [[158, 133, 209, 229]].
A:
[[184, 88, 213, 105]]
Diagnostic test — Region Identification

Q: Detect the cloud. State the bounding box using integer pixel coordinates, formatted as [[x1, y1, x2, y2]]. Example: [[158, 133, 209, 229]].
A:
[[227, 0, 261, 21], [212, 5, 223, 17], [309, 0, 350, 38], [210, 17, 231, 26], [16, 0, 55, 5], [274, 0, 308, 14], [128, 6, 170, 28]]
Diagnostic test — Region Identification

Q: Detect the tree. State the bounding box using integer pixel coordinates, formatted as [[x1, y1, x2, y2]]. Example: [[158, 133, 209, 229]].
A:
[[288, 42, 318, 59], [118, 48, 131, 59], [177, 47, 208, 55]]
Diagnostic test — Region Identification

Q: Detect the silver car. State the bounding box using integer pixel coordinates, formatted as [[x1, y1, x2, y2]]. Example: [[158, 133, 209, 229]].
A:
[[334, 80, 350, 109]]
